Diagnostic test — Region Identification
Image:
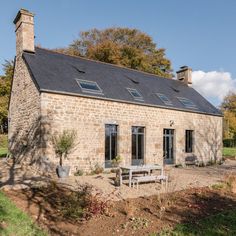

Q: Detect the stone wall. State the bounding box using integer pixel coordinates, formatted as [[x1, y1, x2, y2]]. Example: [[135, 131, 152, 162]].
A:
[[8, 56, 41, 165], [40, 92, 223, 173]]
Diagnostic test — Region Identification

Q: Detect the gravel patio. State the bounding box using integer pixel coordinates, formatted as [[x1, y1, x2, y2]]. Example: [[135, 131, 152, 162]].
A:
[[1, 159, 236, 201]]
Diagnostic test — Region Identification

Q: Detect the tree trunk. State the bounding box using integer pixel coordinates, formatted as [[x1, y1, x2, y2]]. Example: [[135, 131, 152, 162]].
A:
[[59, 155, 63, 166]]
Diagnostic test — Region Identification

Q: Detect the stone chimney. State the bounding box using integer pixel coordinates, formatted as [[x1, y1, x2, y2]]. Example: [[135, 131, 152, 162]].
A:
[[176, 66, 192, 86], [13, 9, 35, 56]]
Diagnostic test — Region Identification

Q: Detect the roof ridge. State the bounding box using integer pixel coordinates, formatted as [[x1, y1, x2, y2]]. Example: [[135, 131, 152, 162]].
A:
[[34, 46, 174, 80]]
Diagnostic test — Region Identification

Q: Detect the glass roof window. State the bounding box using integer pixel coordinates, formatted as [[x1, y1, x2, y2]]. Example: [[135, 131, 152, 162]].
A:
[[156, 93, 173, 105], [76, 79, 103, 94], [177, 97, 198, 109], [127, 88, 144, 101]]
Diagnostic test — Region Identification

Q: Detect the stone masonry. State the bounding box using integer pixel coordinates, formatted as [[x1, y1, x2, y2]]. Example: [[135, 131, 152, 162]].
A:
[[8, 55, 41, 165], [40, 92, 222, 173]]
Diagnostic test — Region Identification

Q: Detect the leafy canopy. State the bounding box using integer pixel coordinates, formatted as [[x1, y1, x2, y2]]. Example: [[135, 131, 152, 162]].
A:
[[0, 60, 14, 125], [54, 27, 172, 78]]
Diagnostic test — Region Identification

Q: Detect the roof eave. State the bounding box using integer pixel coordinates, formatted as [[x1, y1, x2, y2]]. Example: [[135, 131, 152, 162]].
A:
[[39, 88, 223, 117]]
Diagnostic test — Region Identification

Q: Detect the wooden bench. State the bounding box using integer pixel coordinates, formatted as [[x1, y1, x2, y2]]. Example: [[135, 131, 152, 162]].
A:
[[132, 175, 168, 189], [185, 155, 199, 166], [118, 168, 150, 186]]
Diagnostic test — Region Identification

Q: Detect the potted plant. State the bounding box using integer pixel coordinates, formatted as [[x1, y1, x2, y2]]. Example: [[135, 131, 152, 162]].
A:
[[111, 155, 123, 186], [111, 155, 123, 168], [52, 130, 77, 178]]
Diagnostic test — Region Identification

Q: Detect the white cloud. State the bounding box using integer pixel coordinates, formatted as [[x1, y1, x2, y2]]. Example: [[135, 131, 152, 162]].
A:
[[192, 70, 236, 106]]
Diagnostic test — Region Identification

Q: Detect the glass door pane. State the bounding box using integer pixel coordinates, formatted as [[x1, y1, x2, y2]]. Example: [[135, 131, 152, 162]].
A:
[[132, 126, 144, 165], [132, 134, 136, 160], [105, 124, 117, 168], [163, 129, 174, 164]]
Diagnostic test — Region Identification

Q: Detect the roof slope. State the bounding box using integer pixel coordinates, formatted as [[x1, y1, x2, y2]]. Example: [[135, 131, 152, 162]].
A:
[[23, 47, 221, 116]]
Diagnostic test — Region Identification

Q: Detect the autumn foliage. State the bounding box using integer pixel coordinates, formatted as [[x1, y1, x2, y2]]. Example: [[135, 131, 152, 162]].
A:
[[0, 60, 13, 132], [54, 27, 172, 78], [221, 92, 236, 139]]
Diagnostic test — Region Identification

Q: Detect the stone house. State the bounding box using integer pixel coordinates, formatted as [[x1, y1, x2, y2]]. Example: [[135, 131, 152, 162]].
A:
[[8, 9, 223, 173]]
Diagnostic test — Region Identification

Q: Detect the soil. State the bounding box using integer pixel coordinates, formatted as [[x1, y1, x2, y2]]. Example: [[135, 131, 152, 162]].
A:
[[4, 186, 236, 236]]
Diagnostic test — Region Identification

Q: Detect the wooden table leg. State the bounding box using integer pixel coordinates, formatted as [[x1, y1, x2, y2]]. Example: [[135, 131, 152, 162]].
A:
[[129, 170, 132, 187], [119, 168, 122, 186]]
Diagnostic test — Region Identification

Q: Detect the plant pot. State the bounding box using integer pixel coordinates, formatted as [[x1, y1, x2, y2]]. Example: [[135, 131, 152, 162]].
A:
[[114, 178, 120, 187], [56, 165, 70, 178]]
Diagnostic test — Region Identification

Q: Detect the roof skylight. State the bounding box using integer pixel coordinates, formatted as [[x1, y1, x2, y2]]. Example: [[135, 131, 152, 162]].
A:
[[76, 79, 103, 94], [127, 88, 144, 101], [177, 97, 198, 109], [156, 93, 173, 105]]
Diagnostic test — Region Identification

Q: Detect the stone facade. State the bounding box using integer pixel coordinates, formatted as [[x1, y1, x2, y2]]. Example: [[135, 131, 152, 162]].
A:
[[40, 92, 222, 173], [8, 56, 41, 165]]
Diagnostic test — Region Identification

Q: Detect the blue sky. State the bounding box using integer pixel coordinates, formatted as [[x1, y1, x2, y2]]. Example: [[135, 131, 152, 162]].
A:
[[1, 0, 236, 105]]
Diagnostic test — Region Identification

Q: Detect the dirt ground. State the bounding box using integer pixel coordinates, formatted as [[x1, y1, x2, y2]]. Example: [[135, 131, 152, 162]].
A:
[[4, 186, 236, 236], [1, 159, 236, 235]]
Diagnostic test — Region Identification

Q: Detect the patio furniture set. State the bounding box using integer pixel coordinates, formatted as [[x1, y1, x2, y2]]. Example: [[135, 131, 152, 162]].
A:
[[119, 164, 168, 189]]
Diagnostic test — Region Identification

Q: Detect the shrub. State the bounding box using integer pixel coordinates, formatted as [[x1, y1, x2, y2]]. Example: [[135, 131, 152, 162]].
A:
[[90, 163, 104, 175], [74, 169, 84, 176], [211, 183, 224, 190], [198, 161, 206, 167], [111, 155, 123, 167], [223, 139, 236, 148], [44, 183, 110, 220], [224, 174, 236, 193], [84, 191, 110, 219], [206, 159, 216, 166], [174, 163, 183, 168]]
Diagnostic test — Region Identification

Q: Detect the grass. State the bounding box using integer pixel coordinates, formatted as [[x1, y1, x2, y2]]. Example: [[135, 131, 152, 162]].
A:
[[0, 191, 47, 236], [223, 147, 236, 157], [0, 134, 8, 157], [159, 210, 236, 236]]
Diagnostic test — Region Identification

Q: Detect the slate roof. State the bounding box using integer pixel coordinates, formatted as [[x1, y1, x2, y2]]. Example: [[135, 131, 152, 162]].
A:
[[23, 47, 222, 116]]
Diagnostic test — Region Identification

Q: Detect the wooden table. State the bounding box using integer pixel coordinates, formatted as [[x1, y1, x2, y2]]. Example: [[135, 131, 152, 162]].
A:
[[119, 164, 163, 187]]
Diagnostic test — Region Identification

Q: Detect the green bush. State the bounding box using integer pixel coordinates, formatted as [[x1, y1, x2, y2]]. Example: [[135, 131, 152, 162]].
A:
[[74, 169, 84, 176], [111, 155, 123, 167], [34, 182, 109, 221], [90, 163, 104, 175], [223, 138, 236, 147]]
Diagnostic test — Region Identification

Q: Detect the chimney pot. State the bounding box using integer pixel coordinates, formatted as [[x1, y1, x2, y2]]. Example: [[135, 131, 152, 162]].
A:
[[176, 66, 192, 86], [13, 9, 35, 56]]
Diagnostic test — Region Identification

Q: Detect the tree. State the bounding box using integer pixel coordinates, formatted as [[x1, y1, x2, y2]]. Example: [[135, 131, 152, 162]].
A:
[[0, 60, 14, 132], [221, 92, 236, 113], [54, 28, 172, 78], [221, 92, 236, 139]]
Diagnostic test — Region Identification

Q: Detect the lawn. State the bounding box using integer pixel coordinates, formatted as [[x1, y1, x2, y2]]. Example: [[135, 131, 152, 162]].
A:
[[0, 191, 47, 236], [223, 147, 236, 157], [160, 210, 236, 236], [0, 134, 8, 157]]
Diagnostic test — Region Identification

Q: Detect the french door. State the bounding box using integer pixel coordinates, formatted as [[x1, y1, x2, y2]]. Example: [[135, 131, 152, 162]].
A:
[[163, 129, 174, 164], [132, 126, 145, 165], [105, 124, 118, 168]]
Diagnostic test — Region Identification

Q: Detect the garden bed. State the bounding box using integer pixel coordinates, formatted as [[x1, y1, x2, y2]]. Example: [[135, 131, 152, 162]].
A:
[[3, 183, 236, 236]]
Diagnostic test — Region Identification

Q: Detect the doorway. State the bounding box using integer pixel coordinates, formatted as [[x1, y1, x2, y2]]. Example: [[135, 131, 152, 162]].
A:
[[132, 126, 145, 165], [163, 129, 175, 164]]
